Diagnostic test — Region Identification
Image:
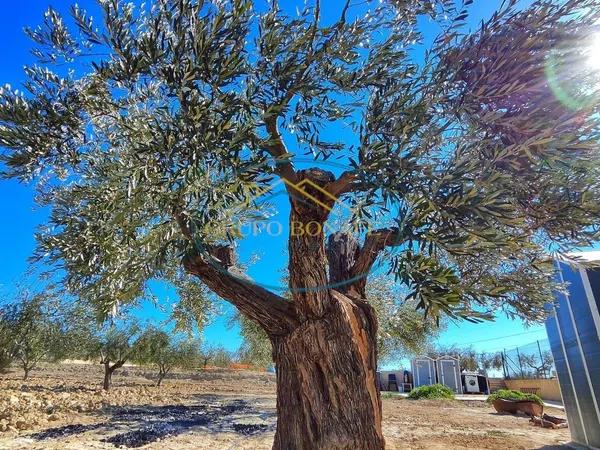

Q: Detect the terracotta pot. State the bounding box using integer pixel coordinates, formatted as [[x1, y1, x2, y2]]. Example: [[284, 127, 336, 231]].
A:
[[492, 398, 543, 417]]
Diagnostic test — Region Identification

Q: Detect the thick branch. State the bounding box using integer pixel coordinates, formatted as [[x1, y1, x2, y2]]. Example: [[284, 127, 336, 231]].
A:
[[327, 229, 403, 297], [110, 360, 126, 372], [351, 229, 402, 280], [288, 169, 336, 319], [263, 117, 297, 183], [325, 170, 359, 197], [183, 245, 298, 336]]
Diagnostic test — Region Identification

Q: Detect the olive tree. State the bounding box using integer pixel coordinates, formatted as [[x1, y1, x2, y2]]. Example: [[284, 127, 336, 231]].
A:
[[135, 326, 201, 386], [367, 276, 439, 364], [0, 315, 14, 373], [481, 352, 505, 374], [235, 314, 275, 369], [519, 350, 554, 378], [78, 321, 141, 390], [211, 345, 234, 368], [2, 0, 600, 447], [199, 343, 216, 370], [0, 290, 67, 380]]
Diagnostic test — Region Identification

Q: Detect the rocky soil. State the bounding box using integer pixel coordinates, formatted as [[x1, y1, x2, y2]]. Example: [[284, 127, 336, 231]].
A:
[[0, 363, 572, 449]]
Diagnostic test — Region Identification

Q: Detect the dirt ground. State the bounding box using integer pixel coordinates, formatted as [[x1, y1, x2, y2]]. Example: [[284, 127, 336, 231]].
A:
[[0, 363, 571, 449]]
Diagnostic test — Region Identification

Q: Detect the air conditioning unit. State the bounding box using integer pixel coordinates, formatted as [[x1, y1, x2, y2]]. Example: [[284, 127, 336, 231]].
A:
[[464, 374, 480, 394]]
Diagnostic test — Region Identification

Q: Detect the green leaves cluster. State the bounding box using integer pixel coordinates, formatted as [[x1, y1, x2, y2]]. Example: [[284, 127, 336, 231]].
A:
[[78, 319, 142, 366], [0, 289, 70, 378], [487, 389, 544, 406], [235, 314, 273, 369], [1, 0, 599, 324], [134, 326, 202, 385]]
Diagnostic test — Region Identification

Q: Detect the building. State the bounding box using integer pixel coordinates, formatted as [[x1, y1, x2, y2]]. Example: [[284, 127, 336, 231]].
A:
[[545, 252, 600, 448]]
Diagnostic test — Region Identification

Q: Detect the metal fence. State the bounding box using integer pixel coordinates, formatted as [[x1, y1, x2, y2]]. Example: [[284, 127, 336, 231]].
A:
[[502, 339, 555, 379]]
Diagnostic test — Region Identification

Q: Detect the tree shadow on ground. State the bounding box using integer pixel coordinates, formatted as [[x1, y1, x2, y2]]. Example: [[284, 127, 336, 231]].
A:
[[27, 394, 275, 448], [535, 446, 572, 449]]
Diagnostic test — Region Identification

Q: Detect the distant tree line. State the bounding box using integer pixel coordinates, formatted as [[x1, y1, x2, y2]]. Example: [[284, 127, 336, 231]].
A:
[[429, 345, 504, 374], [1, 275, 441, 385], [429, 344, 555, 379], [0, 286, 242, 389]]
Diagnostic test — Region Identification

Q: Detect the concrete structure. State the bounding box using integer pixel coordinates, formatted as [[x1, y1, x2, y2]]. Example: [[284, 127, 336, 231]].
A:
[[504, 378, 562, 403], [545, 252, 600, 448]]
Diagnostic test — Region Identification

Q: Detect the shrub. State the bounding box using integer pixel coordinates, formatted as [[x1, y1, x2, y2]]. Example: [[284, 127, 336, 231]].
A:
[[408, 384, 455, 400], [381, 392, 399, 399], [487, 389, 543, 406]]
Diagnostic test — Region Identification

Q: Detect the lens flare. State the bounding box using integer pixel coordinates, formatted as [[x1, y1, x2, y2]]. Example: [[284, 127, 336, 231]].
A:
[[587, 33, 600, 71], [545, 32, 600, 111]]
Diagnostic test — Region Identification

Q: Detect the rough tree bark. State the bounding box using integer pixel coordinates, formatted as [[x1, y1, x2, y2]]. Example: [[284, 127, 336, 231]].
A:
[[183, 168, 389, 449], [271, 290, 383, 449]]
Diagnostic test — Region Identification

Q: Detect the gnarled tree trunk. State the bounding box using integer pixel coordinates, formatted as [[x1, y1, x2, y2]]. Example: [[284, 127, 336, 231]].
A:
[[183, 168, 389, 449], [272, 291, 383, 449]]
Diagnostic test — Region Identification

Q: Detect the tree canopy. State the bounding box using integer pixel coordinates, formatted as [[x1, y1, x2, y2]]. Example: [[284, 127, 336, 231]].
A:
[[0, 288, 69, 379], [134, 326, 202, 385], [1, 0, 600, 328]]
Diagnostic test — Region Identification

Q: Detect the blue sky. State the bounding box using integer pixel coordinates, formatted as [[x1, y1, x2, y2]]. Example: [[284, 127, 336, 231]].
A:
[[0, 0, 560, 366]]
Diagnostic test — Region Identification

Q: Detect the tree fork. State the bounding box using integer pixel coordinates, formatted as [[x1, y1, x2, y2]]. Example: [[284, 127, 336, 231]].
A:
[[279, 168, 385, 449], [327, 229, 403, 298], [183, 246, 298, 336], [287, 168, 336, 319]]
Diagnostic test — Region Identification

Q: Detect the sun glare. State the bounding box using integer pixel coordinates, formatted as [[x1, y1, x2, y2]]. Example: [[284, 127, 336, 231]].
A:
[[587, 33, 600, 71]]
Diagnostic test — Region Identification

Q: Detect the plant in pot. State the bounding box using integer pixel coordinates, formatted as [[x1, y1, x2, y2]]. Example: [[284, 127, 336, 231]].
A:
[[488, 390, 544, 417]]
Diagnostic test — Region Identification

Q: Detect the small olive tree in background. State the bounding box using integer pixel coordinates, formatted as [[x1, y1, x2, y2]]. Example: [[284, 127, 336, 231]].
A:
[[211, 346, 234, 368], [235, 315, 274, 370], [367, 276, 440, 365], [77, 320, 142, 391], [0, 316, 14, 373], [519, 350, 554, 379], [199, 343, 216, 370], [2, 0, 600, 446], [0, 290, 68, 380], [481, 352, 505, 374], [198, 343, 233, 369], [97, 325, 141, 391], [135, 326, 201, 386]]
